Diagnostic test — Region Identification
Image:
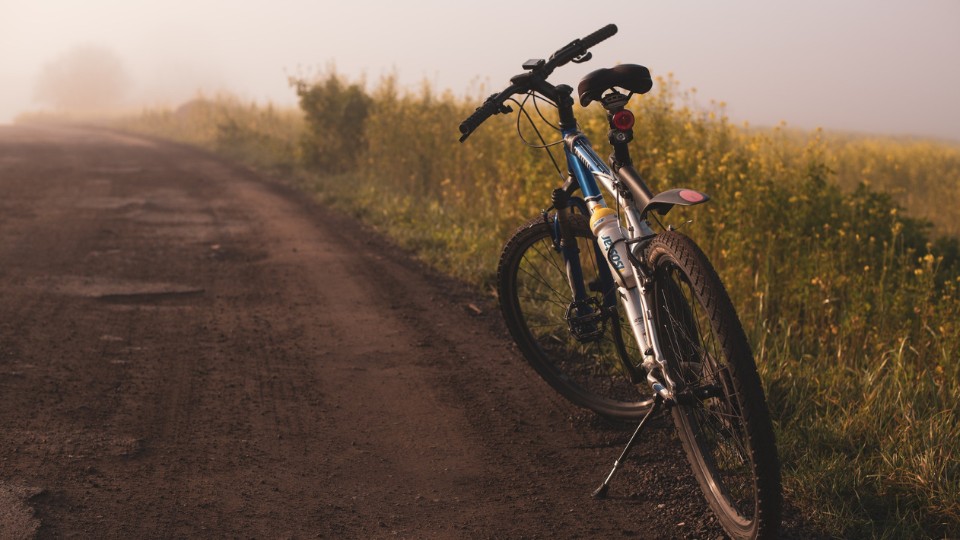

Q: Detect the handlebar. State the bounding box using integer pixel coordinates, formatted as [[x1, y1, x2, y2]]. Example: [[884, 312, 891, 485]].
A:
[[580, 23, 618, 51], [546, 23, 617, 70], [458, 87, 519, 142], [458, 24, 618, 142]]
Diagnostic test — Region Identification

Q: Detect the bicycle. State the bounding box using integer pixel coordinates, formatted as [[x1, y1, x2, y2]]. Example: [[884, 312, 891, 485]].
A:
[[458, 24, 782, 539]]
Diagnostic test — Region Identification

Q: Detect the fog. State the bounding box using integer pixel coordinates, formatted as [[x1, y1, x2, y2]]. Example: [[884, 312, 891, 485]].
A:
[[2, 0, 959, 140]]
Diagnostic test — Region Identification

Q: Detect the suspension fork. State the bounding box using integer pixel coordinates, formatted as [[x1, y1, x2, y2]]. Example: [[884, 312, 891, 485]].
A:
[[550, 190, 646, 385], [556, 192, 619, 309], [551, 188, 590, 304]]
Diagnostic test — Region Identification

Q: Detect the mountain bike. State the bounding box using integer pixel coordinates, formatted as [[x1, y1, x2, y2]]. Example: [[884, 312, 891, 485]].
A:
[[458, 24, 782, 539]]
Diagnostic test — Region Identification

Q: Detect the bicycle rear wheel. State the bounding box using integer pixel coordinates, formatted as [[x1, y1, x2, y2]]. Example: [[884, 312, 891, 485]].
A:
[[646, 231, 782, 539], [498, 214, 652, 420]]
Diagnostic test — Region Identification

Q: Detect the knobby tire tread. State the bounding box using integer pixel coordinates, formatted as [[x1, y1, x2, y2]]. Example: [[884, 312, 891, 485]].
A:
[[647, 231, 782, 540]]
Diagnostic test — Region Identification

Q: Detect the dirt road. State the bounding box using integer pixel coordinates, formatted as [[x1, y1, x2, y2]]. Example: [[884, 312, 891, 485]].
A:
[[0, 125, 815, 538]]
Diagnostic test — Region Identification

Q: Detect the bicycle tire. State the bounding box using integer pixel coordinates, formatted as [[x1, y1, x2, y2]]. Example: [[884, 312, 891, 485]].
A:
[[498, 214, 653, 420], [646, 231, 782, 539]]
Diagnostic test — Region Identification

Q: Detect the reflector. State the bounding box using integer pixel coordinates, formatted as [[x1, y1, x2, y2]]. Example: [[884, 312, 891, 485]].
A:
[[612, 110, 635, 130]]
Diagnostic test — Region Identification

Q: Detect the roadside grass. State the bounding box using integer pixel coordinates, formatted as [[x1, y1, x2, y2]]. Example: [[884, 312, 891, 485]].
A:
[[103, 74, 960, 538]]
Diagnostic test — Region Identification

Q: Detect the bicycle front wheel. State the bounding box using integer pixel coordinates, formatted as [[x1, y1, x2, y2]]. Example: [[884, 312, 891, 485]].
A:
[[646, 231, 782, 539], [498, 214, 652, 420]]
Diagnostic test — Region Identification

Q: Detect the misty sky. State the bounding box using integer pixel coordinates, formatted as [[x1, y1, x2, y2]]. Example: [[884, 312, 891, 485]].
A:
[[2, 0, 958, 140]]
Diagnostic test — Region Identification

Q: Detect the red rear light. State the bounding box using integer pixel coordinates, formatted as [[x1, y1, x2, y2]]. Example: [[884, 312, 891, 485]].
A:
[[612, 110, 635, 130]]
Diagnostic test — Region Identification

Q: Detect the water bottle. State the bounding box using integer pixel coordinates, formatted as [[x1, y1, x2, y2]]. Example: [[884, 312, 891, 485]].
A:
[[589, 207, 637, 289]]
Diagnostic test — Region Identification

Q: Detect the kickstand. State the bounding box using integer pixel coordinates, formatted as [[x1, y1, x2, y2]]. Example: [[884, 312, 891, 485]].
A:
[[592, 394, 663, 499]]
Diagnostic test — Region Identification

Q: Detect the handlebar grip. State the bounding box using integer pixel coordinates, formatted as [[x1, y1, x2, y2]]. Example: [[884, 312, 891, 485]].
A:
[[458, 94, 502, 142], [580, 24, 618, 49]]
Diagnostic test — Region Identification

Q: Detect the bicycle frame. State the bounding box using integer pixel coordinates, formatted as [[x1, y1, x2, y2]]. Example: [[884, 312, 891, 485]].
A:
[[558, 125, 680, 401], [458, 35, 711, 401], [461, 28, 782, 533]]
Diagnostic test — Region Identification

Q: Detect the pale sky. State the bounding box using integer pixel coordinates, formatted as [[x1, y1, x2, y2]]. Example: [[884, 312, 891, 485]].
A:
[[2, 0, 958, 140]]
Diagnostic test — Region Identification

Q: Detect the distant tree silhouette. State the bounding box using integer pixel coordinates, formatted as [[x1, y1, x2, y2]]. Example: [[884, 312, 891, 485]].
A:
[[34, 45, 129, 111]]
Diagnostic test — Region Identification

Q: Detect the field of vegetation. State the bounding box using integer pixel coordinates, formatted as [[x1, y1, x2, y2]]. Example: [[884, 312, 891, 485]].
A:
[[106, 73, 960, 538]]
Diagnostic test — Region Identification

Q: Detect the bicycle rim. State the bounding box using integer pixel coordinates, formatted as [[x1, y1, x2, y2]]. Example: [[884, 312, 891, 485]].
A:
[[648, 232, 781, 538], [500, 215, 652, 419]]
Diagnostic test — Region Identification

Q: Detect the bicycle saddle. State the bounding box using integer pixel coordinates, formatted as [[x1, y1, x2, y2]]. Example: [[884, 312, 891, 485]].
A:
[[577, 64, 652, 107]]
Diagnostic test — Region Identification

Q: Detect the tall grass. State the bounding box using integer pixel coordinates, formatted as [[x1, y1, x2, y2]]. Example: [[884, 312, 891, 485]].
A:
[[830, 136, 960, 237], [119, 93, 303, 172], [112, 73, 960, 538]]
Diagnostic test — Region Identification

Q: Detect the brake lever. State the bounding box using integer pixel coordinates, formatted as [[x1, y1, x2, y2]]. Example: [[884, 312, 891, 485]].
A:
[[571, 52, 593, 64]]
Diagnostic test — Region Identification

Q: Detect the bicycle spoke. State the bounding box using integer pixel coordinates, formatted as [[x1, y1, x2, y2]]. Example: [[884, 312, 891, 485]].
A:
[[652, 258, 762, 525], [504, 216, 646, 414]]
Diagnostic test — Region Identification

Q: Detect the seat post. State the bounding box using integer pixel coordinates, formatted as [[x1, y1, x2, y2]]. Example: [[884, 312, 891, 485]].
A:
[[602, 91, 634, 168], [599, 91, 654, 207]]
